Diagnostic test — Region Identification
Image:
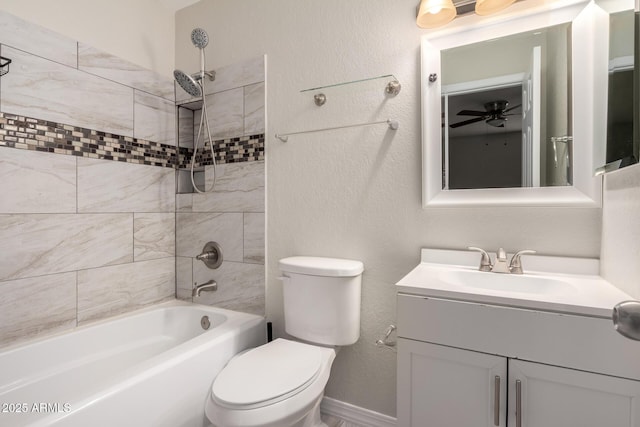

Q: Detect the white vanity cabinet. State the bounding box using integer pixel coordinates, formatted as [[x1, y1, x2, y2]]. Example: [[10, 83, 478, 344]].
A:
[[398, 339, 507, 426], [396, 294, 640, 427]]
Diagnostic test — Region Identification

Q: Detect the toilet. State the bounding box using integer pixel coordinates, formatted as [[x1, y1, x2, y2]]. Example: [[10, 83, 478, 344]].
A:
[[205, 256, 364, 427]]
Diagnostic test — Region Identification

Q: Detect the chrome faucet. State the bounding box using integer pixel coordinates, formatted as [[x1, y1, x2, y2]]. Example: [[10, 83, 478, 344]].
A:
[[468, 247, 536, 274], [509, 249, 537, 274], [491, 248, 510, 273], [468, 247, 492, 272], [192, 279, 218, 297]]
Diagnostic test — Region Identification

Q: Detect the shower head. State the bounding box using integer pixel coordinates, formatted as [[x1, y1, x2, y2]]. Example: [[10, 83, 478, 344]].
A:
[[174, 69, 202, 98], [191, 28, 209, 49]]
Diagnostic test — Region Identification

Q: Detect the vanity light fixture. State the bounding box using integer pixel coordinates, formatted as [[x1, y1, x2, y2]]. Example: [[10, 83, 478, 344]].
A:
[[417, 0, 518, 28], [416, 0, 457, 29], [474, 0, 516, 15]]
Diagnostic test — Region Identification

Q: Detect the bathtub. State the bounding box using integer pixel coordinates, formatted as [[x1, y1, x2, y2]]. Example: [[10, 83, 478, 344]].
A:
[[0, 301, 265, 427]]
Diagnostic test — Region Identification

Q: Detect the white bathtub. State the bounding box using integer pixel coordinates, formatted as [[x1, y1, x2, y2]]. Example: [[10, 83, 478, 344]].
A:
[[0, 301, 265, 427]]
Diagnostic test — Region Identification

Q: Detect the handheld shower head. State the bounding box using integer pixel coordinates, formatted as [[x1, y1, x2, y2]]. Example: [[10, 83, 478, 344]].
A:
[[173, 69, 202, 98], [191, 28, 209, 49]]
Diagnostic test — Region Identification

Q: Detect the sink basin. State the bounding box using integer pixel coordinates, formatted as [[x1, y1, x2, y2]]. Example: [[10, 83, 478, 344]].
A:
[[438, 269, 575, 295]]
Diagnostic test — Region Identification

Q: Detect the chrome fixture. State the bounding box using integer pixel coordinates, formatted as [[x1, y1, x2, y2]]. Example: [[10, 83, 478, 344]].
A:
[[385, 80, 402, 96], [468, 247, 492, 272], [314, 93, 326, 106], [193, 279, 218, 297], [200, 315, 211, 330], [428, 73, 438, 83], [173, 27, 217, 194], [276, 119, 399, 143], [492, 248, 510, 273], [375, 324, 397, 351], [173, 69, 215, 98], [196, 241, 223, 269], [468, 247, 536, 274], [613, 301, 640, 341], [509, 249, 537, 274]]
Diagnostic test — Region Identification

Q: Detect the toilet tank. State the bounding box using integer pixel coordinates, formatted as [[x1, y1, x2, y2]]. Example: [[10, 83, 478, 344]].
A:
[[279, 256, 363, 346]]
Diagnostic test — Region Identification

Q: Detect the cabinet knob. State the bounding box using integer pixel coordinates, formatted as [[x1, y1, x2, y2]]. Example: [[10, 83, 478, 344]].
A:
[[613, 301, 640, 341]]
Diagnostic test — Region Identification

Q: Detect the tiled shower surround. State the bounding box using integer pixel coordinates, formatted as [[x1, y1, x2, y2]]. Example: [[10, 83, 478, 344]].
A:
[[0, 12, 266, 346], [175, 56, 266, 315]]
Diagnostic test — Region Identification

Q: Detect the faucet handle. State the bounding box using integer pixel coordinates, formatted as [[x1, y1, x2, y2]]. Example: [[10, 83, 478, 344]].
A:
[[509, 250, 537, 274], [496, 248, 507, 261], [468, 247, 493, 272]]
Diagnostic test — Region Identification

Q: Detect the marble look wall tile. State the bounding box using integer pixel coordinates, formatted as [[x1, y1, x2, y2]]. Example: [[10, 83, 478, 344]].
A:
[[193, 161, 265, 212], [0, 272, 77, 347], [77, 258, 175, 324], [1, 46, 134, 137], [244, 213, 265, 264], [0, 11, 77, 68], [77, 157, 175, 213], [0, 214, 132, 281], [176, 256, 193, 301], [194, 88, 244, 139], [134, 213, 175, 261], [176, 193, 194, 212], [244, 82, 265, 135], [134, 91, 176, 146], [178, 107, 194, 148], [176, 55, 265, 104], [0, 147, 76, 213], [193, 260, 265, 316], [78, 43, 174, 100], [176, 212, 243, 261]]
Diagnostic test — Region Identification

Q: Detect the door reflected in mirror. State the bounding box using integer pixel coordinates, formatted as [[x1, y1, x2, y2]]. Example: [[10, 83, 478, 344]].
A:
[[440, 23, 572, 190]]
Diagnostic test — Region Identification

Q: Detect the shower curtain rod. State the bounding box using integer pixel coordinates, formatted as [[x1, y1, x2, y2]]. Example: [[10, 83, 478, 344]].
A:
[[275, 119, 399, 142]]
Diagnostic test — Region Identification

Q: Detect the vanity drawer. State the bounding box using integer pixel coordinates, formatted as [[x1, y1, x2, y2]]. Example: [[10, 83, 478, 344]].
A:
[[397, 293, 640, 380]]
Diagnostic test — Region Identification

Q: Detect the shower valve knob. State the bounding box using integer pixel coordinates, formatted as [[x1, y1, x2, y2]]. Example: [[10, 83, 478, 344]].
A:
[[196, 241, 223, 269]]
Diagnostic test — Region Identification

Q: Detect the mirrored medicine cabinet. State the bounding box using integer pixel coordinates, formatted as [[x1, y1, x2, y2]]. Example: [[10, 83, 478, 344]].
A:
[[420, 0, 635, 207]]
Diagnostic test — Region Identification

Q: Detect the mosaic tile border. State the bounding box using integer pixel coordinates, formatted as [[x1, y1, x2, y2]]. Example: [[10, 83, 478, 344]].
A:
[[178, 134, 265, 169], [0, 112, 264, 168], [0, 112, 177, 168]]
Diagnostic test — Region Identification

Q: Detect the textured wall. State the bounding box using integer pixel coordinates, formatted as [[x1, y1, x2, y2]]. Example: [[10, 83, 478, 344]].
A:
[[0, 12, 176, 347], [176, 0, 602, 417]]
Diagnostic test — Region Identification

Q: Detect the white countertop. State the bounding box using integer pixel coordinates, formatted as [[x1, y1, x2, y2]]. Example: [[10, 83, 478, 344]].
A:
[[395, 249, 633, 318]]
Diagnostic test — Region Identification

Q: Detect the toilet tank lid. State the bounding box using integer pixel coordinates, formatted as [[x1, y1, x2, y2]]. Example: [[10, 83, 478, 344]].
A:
[[279, 256, 364, 277]]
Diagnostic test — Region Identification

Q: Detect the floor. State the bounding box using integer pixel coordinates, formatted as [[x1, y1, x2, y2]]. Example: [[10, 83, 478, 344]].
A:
[[321, 414, 362, 427]]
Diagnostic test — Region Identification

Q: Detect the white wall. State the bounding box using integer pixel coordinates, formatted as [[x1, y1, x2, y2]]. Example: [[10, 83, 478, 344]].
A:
[[0, 0, 176, 77], [176, 0, 602, 417], [601, 165, 640, 298]]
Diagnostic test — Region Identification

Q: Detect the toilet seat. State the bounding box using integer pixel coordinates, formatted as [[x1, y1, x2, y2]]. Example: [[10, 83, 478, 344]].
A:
[[211, 339, 323, 410]]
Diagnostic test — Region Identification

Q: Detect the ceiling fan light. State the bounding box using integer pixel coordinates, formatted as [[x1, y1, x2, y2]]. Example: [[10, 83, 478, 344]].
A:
[[417, 0, 457, 29], [474, 0, 516, 16]]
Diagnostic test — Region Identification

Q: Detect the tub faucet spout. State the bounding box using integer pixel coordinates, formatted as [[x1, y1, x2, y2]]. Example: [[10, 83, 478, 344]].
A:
[[193, 280, 218, 297]]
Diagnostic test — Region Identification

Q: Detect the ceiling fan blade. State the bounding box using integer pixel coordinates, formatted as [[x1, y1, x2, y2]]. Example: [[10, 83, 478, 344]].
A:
[[503, 104, 522, 113], [456, 110, 487, 117], [450, 117, 486, 128]]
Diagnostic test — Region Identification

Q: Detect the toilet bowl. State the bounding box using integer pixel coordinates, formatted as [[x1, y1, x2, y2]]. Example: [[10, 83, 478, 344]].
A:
[[205, 339, 336, 427], [204, 256, 363, 427]]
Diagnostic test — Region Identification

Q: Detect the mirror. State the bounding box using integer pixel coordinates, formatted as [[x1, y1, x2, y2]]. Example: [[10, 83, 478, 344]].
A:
[[421, 0, 606, 207], [441, 23, 572, 190], [596, 0, 636, 174]]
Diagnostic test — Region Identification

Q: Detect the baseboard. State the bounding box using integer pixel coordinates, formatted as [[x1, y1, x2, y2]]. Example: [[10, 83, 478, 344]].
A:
[[321, 397, 397, 427]]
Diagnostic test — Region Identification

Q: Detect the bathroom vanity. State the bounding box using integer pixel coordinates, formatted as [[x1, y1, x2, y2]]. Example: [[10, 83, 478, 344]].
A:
[[396, 249, 640, 427]]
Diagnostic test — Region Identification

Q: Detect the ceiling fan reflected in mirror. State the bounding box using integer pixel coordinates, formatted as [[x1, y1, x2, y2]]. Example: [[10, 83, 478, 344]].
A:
[[449, 100, 521, 129]]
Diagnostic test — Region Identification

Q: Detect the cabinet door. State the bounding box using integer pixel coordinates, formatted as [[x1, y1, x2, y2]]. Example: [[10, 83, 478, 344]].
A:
[[509, 359, 640, 427], [397, 338, 507, 427]]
